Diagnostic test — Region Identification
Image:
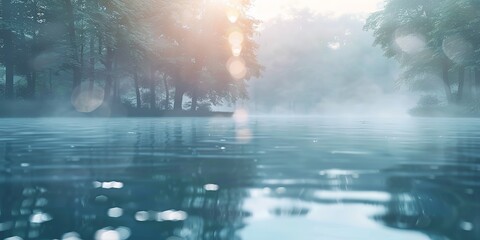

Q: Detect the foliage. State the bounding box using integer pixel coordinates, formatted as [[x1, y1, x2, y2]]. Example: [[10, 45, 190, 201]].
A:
[[0, 0, 262, 112], [417, 95, 440, 107], [365, 0, 480, 107]]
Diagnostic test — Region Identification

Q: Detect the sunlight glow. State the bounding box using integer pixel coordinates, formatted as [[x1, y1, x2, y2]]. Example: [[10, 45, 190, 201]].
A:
[[236, 128, 252, 143], [115, 227, 131, 240], [460, 221, 474, 231], [95, 229, 120, 240], [442, 34, 473, 64], [250, 0, 384, 21], [157, 210, 188, 221], [394, 32, 426, 54], [71, 82, 104, 113], [328, 42, 341, 50], [227, 57, 247, 79], [135, 211, 149, 221], [228, 31, 244, 46], [107, 208, 124, 218], [226, 7, 240, 23], [62, 232, 82, 240], [204, 184, 220, 191], [233, 108, 249, 124], [30, 212, 52, 224], [232, 45, 243, 56]]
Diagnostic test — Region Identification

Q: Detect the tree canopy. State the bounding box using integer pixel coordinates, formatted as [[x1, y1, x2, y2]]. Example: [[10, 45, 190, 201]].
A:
[[365, 0, 480, 108], [0, 0, 262, 113]]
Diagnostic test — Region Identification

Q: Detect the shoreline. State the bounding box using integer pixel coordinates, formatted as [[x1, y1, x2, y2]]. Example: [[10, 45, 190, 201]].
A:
[[409, 106, 480, 118], [0, 101, 233, 118], [0, 110, 234, 118]]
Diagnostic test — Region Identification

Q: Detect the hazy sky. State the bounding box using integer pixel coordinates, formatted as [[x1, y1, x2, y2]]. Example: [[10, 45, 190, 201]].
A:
[[251, 0, 384, 20]]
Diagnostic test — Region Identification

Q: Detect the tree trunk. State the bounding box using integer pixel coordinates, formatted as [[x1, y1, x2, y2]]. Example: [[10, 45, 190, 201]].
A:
[[49, 69, 53, 95], [113, 62, 118, 102], [149, 67, 156, 110], [27, 72, 36, 99], [98, 33, 103, 56], [80, 40, 84, 79], [88, 35, 95, 95], [28, 31, 37, 99], [133, 70, 141, 109], [64, 0, 81, 90], [3, 33, 14, 99], [457, 66, 465, 103], [475, 67, 480, 98], [3, 35, 14, 99], [163, 74, 170, 110], [464, 67, 474, 101], [25, 0, 38, 99], [103, 42, 114, 103], [190, 87, 198, 111], [2, 0, 14, 99], [442, 60, 453, 104], [174, 83, 185, 111]]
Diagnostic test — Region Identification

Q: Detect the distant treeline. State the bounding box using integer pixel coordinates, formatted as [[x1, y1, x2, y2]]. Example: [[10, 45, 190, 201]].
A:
[[365, 0, 480, 112], [0, 0, 261, 113]]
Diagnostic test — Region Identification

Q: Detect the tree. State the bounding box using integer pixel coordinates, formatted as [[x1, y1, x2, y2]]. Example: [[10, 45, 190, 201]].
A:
[[365, 0, 480, 106], [0, 0, 262, 114], [1, 0, 15, 99]]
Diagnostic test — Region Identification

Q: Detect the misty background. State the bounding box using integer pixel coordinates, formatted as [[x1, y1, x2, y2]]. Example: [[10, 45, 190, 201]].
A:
[[4, 0, 477, 117], [246, 10, 413, 116]]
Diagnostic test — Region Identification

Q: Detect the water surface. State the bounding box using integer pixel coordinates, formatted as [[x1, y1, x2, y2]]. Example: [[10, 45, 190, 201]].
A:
[[0, 117, 479, 240]]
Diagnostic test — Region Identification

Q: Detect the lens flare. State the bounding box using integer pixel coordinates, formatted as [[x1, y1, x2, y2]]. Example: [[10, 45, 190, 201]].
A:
[[62, 232, 81, 240], [135, 211, 149, 221], [229, 31, 244, 46], [71, 82, 104, 113], [442, 34, 473, 64], [204, 184, 219, 191], [30, 212, 52, 223], [395, 33, 426, 54], [107, 207, 123, 218], [226, 57, 247, 79], [328, 42, 341, 50], [95, 229, 120, 240], [115, 227, 131, 240], [232, 45, 242, 56], [157, 210, 188, 221], [236, 128, 252, 143], [233, 108, 249, 124], [226, 8, 239, 23]]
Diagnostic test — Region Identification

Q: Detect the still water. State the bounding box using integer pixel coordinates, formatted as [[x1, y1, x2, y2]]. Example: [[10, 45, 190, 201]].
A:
[[0, 117, 479, 240]]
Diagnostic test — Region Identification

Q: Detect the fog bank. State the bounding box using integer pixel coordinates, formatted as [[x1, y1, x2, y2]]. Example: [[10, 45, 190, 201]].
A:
[[247, 11, 415, 116]]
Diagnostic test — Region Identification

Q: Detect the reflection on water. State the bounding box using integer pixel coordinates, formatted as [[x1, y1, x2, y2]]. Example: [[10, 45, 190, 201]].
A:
[[0, 117, 479, 240]]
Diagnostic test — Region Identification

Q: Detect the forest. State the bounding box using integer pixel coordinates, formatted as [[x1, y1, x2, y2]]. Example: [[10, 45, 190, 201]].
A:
[[251, 0, 480, 116], [1, 0, 480, 116], [365, 0, 480, 116], [0, 0, 261, 115]]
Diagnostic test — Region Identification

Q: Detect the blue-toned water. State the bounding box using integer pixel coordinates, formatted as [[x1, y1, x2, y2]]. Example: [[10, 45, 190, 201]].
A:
[[0, 117, 479, 240]]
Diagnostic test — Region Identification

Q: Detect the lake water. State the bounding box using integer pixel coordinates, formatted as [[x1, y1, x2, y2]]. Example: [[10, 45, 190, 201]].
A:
[[0, 117, 479, 240]]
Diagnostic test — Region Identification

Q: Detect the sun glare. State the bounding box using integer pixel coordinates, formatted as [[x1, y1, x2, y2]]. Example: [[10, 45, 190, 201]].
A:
[[226, 7, 240, 23], [232, 45, 243, 56], [250, 0, 383, 21], [228, 31, 244, 46], [207, 0, 248, 80], [227, 57, 247, 79]]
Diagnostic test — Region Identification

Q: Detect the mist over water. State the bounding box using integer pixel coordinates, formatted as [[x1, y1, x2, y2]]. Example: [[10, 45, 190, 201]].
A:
[[2, 1, 480, 240], [247, 11, 413, 116]]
